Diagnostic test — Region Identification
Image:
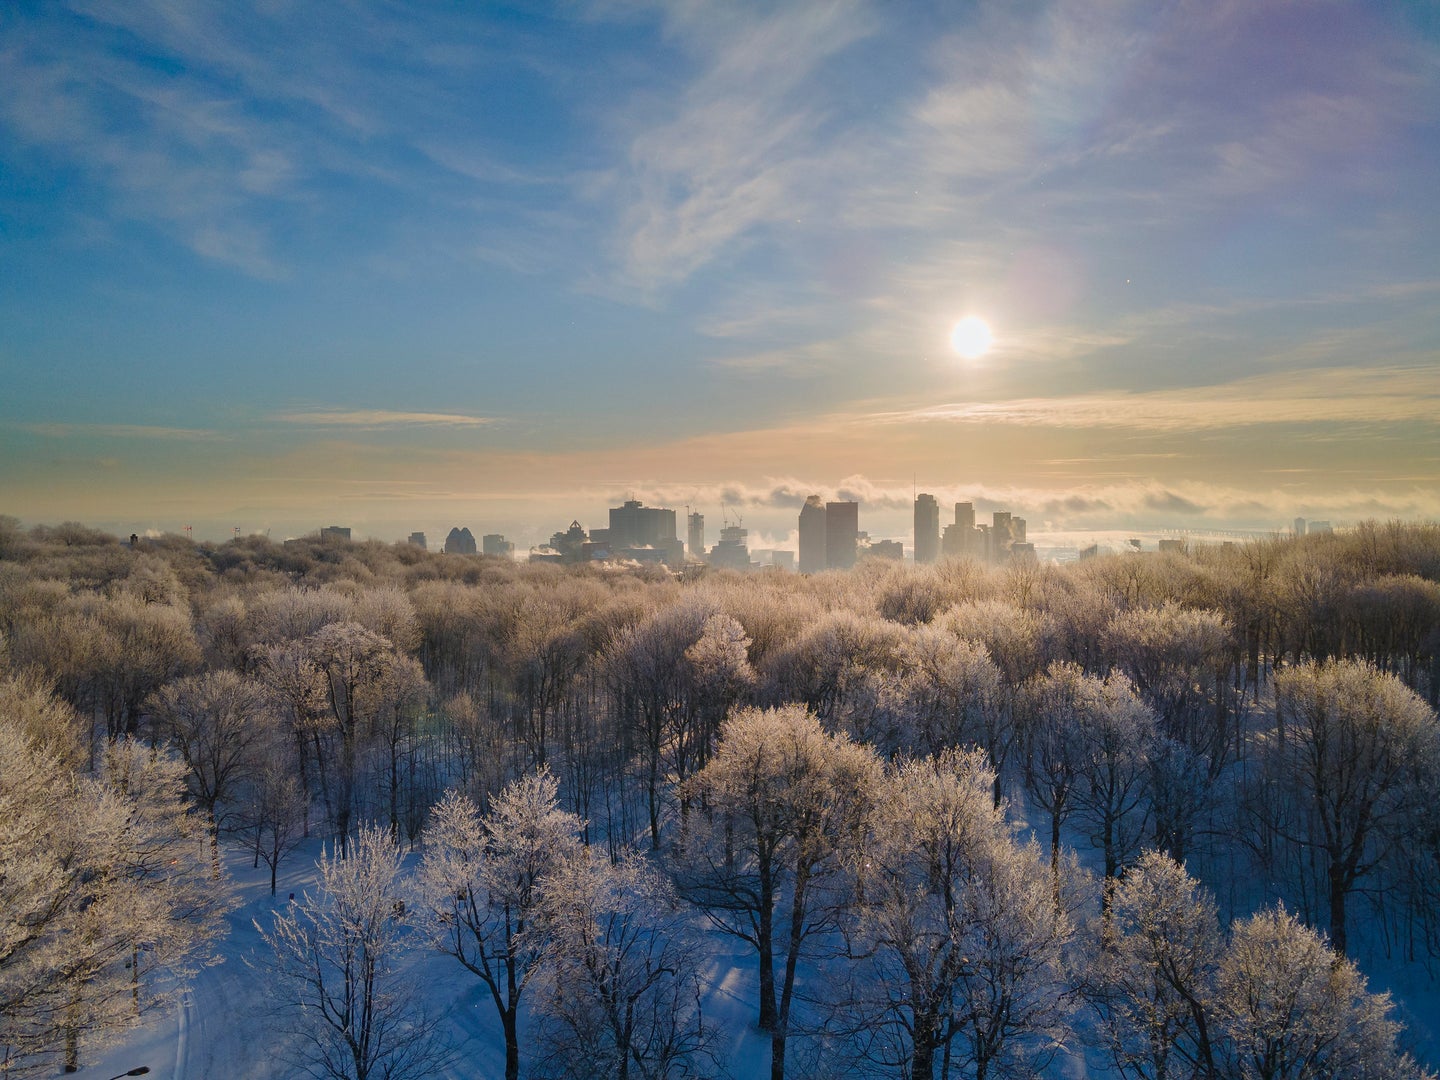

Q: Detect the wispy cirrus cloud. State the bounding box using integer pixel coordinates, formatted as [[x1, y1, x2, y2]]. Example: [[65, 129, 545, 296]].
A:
[[273, 409, 499, 428], [0, 3, 549, 278], [863, 364, 1440, 433], [16, 422, 217, 440], [604, 0, 876, 291]]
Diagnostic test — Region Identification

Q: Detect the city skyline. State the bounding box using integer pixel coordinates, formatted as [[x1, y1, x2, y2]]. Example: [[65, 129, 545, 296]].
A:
[[2, 3, 1438, 545]]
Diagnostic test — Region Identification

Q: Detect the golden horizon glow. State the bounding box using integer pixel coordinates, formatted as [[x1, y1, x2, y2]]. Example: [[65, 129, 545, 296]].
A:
[[950, 316, 994, 360]]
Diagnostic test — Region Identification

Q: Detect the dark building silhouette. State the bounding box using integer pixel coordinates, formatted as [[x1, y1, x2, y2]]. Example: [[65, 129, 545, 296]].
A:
[[687, 512, 705, 561], [407, 531, 427, 549], [709, 524, 752, 570], [320, 525, 351, 543], [914, 493, 940, 564], [482, 534, 514, 557], [607, 500, 683, 566], [444, 526, 477, 554], [798, 496, 826, 573], [866, 538, 903, 561], [532, 521, 591, 563], [825, 500, 858, 570], [942, 501, 977, 559]]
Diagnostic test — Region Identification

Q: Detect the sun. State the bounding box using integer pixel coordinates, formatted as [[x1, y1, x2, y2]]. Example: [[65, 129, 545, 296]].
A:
[[950, 316, 994, 360]]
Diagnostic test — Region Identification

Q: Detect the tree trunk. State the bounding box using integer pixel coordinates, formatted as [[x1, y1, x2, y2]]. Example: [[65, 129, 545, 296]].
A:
[[502, 1006, 520, 1080], [913, 1030, 937, 1080], [1329, 861, 1349, 956], [770, 1030, 787, 1080]]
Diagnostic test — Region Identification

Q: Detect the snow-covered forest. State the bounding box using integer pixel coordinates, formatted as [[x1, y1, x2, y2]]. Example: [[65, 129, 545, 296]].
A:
[[3, 515, 1440, 1079]]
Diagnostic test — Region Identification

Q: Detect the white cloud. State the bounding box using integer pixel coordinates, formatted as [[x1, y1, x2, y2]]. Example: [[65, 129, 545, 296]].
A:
[[605, 0, 876, 290], [274, 410, 498, 428], [16, 422, 216, 440], [861, 363, 1440, 433]]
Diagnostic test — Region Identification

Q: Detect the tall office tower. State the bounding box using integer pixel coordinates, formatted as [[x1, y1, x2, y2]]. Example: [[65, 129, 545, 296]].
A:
[[914, 493, 940, 564], [1013, 517, 1026, 545], [688, 512, 705, 561], [608, 499, 683, 565], [608, 499, 677, 548], [444, 526, 477, 554], [798, 496, 827, 573], [1293, 517, 1307, 537], [954, 501, 976, 531], [407, 531, 426, 549], [825, 500, 859, 570]]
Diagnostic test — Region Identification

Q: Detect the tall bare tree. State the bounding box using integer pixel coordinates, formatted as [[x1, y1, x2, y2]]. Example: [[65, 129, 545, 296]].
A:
[[677, 704, 881, 1080]]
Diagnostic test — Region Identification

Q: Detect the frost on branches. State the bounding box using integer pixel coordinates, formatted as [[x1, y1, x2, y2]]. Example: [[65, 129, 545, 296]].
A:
[[1088, 851, 1436, 1080], [254, 824, 450, 1080], [414, 770, 583, 1080], [0, 675, 225, 1076]]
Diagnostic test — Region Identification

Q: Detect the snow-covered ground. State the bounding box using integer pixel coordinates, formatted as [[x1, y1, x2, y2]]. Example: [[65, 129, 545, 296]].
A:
[[64, 838, 775, 1080], [66, 832, 1439, 1080]]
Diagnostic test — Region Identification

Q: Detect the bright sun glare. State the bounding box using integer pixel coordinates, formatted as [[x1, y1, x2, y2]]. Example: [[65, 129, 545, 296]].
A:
[[950, 316, 994, 360]]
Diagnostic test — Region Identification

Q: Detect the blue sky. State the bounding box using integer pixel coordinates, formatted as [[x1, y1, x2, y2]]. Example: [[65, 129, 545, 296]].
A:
[[2, 0, 1438, 550]]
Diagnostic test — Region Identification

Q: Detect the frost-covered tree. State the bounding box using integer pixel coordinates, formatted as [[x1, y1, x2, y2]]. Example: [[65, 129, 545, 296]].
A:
[[1088, 851, 1222, 1080], [303, 622, 425, 848], [882, 627, 1001, 768], [682, 612, 755, 776], [1215, 905, 1432, 1080], [414, 771, 583, 1080], [1, 677, 224, 1076], [844, 749, 1073, 1080], [677, 704, 881, 1080], [1018, 663, 1084, 887], [1250, 659, 1440, 955], [255, 637, 330, 832], [761, 609, 907, 732], [604, 600, 712, 849], [246, 758, 310, 896], [1104, 603, 1234, 770], [530, 850, 716, 1080], [149, 669, 271, 874], [505, 591, 588, 769], [1073, 671, 1156, 884], [255, 825, 449, 1080]]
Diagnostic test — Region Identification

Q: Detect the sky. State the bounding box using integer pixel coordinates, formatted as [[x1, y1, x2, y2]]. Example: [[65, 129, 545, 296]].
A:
[[2, 0, 1438, 552]]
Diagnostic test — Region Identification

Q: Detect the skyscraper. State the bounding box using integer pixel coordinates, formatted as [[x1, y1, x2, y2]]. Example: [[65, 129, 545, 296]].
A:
[[914, 493, 940, 564], [825, 500, 858, 570], [607, 499, 683, 565], [687, 512, 705, 561], [798, 496, 826, 573], [608, 499, 676, 548], [943, 502, 976, 558], [444, 526, 477, 554]]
